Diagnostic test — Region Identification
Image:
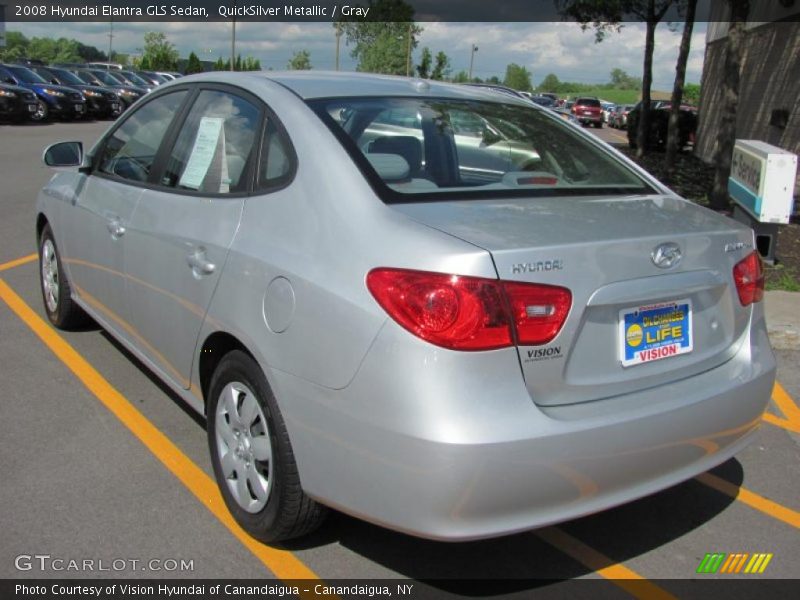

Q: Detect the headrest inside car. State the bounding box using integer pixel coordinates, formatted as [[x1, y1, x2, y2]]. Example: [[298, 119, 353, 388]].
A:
[[365, 153, 410, 182]]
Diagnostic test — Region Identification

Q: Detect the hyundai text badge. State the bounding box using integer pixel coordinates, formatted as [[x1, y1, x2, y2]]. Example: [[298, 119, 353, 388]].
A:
[[651, 242, 682, 269]]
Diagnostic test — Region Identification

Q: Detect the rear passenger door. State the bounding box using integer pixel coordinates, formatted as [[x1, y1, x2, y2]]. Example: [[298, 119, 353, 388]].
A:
[[123, 86, 262, 389]]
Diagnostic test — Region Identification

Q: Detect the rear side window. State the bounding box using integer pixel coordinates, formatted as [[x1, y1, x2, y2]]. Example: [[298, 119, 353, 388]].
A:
[[257, 120, 294, 189], [98, 91, 188, 183], [161, 89, 261, 194]]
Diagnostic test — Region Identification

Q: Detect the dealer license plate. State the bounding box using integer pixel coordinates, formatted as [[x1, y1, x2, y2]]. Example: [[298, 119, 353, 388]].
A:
[[27, 104, 37, 112], [619, 300, 692, 367], [75, 104, 84, 112]]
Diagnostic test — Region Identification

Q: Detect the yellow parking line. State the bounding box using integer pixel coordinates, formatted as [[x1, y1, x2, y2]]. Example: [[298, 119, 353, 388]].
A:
[[0, 278, 324, 589], [536, 528, 677, 600], [695, 472, 800, 529], [0, 253, 37, 273], [761, 382, 800, 434]]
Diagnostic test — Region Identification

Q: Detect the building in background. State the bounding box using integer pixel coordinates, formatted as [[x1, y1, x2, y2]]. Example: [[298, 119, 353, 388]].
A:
[[696, 0, 800, 197]]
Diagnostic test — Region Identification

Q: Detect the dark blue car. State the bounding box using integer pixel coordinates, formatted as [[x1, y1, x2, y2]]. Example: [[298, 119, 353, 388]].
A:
[[0, 64, 86, 122]]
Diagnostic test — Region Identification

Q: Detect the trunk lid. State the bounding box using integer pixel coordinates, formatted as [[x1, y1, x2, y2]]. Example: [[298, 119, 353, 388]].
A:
[[393, 195, 755, 407]]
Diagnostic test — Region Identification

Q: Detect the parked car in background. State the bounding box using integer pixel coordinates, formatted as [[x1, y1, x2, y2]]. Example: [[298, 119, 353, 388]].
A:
[[30, 66, 122, 119], [571, 97, 603, 128], [600, 101, 615, 123], [72, 68, 148, 110], [86, 61, 123, 70], [610, 104, 635, 129], [0, 82, 39, 122], [551, 107, 581, 126], [0, 63, 86, 122], [156, 72, 183, 81], [531, 94, 556, 108], [114, 70, 156, 92], [134, 71, 169, 87], [626, 100, 698, 150], [37, 71, 773, 545]]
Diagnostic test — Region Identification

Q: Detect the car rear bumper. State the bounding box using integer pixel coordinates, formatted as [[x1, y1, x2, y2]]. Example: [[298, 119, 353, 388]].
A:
[[274, 309, 775, 541]]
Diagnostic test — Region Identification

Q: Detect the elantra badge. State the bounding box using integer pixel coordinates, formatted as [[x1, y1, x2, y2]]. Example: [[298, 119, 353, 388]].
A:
[[651, 243, 682, 269]]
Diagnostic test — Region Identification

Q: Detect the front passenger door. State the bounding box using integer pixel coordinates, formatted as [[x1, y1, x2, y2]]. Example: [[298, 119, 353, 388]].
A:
[[60, 90, 188, 342]]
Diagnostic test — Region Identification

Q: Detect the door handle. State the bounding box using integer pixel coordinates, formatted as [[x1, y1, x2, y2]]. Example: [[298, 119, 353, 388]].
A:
[[187, 248, 216, 276], [106, 218, 126, 238]]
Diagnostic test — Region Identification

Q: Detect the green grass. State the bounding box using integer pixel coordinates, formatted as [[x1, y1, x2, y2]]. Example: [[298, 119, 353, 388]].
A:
[[765, 270, 800, 292]]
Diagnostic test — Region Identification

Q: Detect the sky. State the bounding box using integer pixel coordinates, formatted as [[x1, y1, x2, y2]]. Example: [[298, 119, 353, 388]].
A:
[[13, 20, 708, 90]]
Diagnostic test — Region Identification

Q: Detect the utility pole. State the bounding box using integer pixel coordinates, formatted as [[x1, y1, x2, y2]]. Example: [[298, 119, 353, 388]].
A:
[[405, 22, 412, 77], [230, 0, 236, 71], [335, 22, 341, 71], [107, 18, 114, 66], [468, 44, 478, 81]]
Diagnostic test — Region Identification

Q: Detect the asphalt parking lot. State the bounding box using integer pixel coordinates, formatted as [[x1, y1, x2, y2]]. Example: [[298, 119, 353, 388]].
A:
[[0, 119, 798, 597]]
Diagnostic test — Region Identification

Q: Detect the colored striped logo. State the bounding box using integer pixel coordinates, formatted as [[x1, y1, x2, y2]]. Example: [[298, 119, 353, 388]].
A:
[[696, 553, 773, 574]]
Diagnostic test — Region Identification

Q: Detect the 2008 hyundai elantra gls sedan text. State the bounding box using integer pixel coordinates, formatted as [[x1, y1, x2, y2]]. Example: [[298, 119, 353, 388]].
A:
[[37, 72, 775, 543]]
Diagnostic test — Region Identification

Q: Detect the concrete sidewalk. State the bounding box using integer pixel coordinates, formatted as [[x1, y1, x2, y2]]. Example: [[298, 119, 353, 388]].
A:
[[765, 291, 800, 350]]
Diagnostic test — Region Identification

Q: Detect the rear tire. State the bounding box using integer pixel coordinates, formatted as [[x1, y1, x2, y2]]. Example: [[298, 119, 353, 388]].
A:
[[207, 350, 328, 543], [39, 224, 88, 329]]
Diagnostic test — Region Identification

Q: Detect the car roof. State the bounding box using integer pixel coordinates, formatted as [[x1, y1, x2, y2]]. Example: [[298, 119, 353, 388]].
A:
[[179, 71, 534, 106]]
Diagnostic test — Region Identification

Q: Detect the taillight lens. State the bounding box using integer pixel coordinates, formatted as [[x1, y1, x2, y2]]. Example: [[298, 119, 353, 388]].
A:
[[503, 282, 572, 345], [367, 268, 571, 351], [733, 251, 764, 306]]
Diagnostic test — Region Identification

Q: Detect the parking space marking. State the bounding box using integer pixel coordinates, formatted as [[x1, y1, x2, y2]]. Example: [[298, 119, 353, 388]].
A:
[[0, 253, 37, 273], [0, 277, 325, 587], [536, 527, 677, 600], [695, 472, 800, 528], [763, 382, 800, 433]]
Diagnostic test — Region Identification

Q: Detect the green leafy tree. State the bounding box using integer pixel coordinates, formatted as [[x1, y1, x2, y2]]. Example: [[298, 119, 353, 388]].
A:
[[430, 51, 451, 80], [213, 57, 227, 71], [485, 75, 501, 84], [451, 70, 470, 84], [141, 31, 179, 71], [416, 47, 432, 78], [337, 0, 422, 75], [538, 73, 561, 92], [184, 51, 204, 75], [234, 54, 243, 72], [503, 63, 533, 92], [287, 50, 312, 70], [0, 32, 29, 62], [609, 67, 642, 90], [682, 82, 700, 104], [245, 56, 261, 71]]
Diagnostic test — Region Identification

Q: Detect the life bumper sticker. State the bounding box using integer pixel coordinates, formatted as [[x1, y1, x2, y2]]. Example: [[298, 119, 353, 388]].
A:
[[619, 300, 693, 367]]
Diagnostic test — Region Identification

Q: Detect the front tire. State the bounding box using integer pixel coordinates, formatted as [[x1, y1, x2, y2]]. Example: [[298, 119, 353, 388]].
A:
[[39, 224, 87, 329], [30, 100, 48, 122], [207, 350, 327, 543]]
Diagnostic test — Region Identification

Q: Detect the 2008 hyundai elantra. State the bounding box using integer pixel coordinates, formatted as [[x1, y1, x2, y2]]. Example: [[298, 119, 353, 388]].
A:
[[37, 71, 775, 542]]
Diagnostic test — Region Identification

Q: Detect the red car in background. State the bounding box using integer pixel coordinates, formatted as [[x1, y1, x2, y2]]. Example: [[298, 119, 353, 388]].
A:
[[571, 97, 603, 128]]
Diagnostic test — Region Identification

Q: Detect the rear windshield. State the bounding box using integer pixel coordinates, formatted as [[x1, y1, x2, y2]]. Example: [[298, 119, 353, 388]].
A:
[[575, 98, 601, 107], [309, 97, 653, 203]]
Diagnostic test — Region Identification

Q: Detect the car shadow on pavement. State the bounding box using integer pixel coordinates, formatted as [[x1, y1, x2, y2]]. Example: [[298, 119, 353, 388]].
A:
[[99, 329, 207, 430], [283, 460, 742, 589]]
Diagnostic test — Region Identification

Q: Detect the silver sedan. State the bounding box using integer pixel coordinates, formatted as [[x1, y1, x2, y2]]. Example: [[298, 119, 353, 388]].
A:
[[37, 71, 775, 543]]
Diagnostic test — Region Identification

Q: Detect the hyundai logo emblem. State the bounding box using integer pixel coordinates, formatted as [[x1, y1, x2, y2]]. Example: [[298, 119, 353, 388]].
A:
[[652, 242, 682, 269]]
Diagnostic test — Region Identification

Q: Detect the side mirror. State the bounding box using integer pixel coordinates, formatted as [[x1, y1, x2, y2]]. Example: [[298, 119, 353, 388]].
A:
[[43, 141, 83, 168]]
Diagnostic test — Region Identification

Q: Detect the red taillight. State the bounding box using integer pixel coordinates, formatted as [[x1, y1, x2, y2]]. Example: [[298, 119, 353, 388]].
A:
[[367, 268, 571, 351], [733, 251, 764, 306]]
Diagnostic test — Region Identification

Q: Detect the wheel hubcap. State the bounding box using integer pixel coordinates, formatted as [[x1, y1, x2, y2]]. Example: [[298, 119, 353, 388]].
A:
[[41, 240, 59, 313], [215, 382, 273, 513]]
